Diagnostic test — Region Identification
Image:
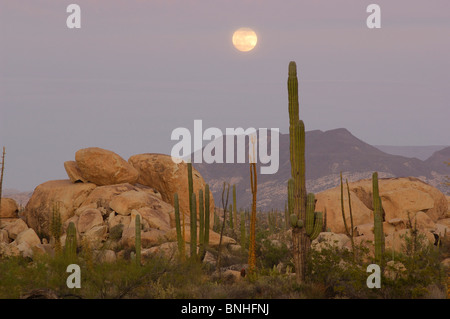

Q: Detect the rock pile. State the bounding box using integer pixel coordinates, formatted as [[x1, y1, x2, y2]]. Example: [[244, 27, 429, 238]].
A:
[[0, 147, 235, 260], [313, 177, 449, 253]]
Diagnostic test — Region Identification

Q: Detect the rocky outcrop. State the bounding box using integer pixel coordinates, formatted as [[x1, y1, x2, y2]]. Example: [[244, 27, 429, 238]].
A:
[[0, 198, 19, 218], [316, 177, 447, 232], [314, 177, 448, 253], [4, 218, 29, 240], [128, 154, 215, 220], [77, 209, 103, 233], [315, 188, 373, 234], [6, 148, 217, 260], [75, 147, 139, 186]]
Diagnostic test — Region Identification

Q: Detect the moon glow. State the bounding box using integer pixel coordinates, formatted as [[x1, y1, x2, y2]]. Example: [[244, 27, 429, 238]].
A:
[[232, 28, 258, 52]]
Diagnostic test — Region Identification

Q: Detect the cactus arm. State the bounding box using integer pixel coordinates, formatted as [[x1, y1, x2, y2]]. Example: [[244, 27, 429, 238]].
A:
[[305, 193, 315, 236], [135, 214, 141, 266], [309, 212, 323, 241]]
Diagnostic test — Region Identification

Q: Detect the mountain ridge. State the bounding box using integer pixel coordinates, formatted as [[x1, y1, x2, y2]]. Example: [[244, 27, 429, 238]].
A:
[[194, 128, 449, 210]]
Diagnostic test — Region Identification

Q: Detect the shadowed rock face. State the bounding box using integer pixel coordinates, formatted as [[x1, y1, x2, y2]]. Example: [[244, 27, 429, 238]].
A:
[[75, 147, 139, 186]]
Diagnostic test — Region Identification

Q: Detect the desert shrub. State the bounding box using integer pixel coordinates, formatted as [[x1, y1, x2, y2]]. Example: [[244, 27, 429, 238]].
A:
[[258, 238, 290, 269], [306, 229, 446, 299], [109, 223, 124, 241]]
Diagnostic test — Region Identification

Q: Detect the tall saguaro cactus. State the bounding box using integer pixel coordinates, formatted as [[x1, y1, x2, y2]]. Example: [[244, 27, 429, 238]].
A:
[[287, 61, 323, 283], [372, 172, 385, 264]]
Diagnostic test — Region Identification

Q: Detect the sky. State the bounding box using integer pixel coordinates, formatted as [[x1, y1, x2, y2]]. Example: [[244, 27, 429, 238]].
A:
[[0, 0, 449, 191]]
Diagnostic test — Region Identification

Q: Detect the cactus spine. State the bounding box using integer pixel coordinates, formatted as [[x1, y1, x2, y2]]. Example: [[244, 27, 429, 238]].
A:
[[135, 214, 141, 266], [372, 172, 385, 264], [64, 222, 77, 262], [174, 193, 185, 259]]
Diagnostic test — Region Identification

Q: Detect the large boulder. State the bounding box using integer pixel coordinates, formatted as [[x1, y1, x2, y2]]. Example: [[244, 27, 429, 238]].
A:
[[4, 218, 29, 240], [64, 161, 87, 183], [354, 177, 446, 222], [109, 190, 168, 216], [15, 228, 41, 248], [120, 213, 167, 249], [75, 183, 161, 216], [77, 208, 103, 233], [446, 196, 450, 218], [75, 147, 139, 186], [23, 180, 96, 238], [128, 154, 215, 221], [385, 228, 436, 252], [0, 198, 19, 218], [311, 232, 351, 252], [315, 187, 373, 234]]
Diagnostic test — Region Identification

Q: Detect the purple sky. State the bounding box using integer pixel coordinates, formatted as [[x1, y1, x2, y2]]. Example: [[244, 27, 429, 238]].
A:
[[0, 0, 449, 190]]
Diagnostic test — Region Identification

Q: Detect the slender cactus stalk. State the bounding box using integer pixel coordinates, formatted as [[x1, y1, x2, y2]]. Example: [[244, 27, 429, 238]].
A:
[[190, 192, 197, 260], [174, 193, 185, 260], [248, 162, 257, 273], [135, 214, 141, 266], [217, 182, 230, 274], [204, 184, 210, 246], [372, 172, 385, 264], [340, 172, 355, 258], [233, 184, 237, 231], [198, 189, 205, 258], [240, 211, 246, 252]]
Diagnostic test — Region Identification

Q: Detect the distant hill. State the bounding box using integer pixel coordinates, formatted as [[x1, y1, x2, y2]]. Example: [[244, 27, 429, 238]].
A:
[[374, 145, 448, 161], [194, 128, 450, 211]]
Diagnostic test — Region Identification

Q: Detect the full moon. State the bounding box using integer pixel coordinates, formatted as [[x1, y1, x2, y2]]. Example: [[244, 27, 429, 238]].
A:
[[232, 28, 257, 52]]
